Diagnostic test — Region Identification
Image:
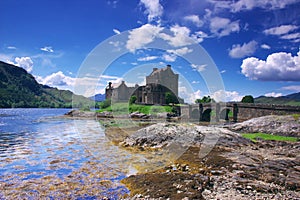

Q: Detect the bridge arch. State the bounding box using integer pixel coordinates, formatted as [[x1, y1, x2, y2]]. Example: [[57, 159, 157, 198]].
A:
[[220, 108, 230, 121], [201, 108, 212, 122], [191, 108, 200, 121]]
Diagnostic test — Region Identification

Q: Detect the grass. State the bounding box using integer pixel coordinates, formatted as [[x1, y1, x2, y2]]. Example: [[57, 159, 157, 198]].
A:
[[242, 132, 299, 143], [97, 103, 173, 115], [292, 113, 300, 120]]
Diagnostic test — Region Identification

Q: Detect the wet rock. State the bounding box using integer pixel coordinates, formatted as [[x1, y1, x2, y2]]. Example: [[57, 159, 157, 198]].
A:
[[130, 112, 150, 119], [64, 110, 97, 118]]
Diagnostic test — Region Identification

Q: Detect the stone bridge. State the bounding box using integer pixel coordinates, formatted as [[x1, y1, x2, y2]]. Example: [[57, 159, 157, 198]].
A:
[[180, 103, 300, 122]]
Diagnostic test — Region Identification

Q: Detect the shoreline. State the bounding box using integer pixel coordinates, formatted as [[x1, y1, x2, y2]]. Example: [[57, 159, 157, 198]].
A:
[[63, 110, 300, 199]]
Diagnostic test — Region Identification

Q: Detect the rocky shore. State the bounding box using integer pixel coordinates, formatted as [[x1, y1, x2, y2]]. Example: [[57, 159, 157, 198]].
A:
[[63, 111, 300, 199], [226, 114, 300, 137], [119, 116, 300, 199]]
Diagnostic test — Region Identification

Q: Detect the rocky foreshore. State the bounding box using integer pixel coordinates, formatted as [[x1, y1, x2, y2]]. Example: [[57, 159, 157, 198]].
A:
[[120, 117, 300, 199], [63, 111, 300, 199], [226, 114, 300, 137]]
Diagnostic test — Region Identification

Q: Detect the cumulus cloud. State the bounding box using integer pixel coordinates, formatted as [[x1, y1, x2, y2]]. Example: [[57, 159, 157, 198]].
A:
[[229, 40, 258, 58], [167, 47, 193, 56], [12, 57, 34, 73], [209, 17, 240, 37], [191, 31, 207, 43], [265, 92, 282, 97], [211, 90, 243, 102], [191, 64, 206, 72], [159, 25, 194, 47], [126, 24, 163, 52], [140, 0, 163, 22], [40, 46, 54, 53], [37, 71, 75, 86], [261, 44, 271, 49], [241, 50, 300, 81], [179, 87, 202, 103], [162, 53, 177, 62], [184, 15, 203, 27]]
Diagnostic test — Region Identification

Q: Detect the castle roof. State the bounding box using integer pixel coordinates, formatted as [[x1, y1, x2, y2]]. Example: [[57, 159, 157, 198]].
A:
[[149, 65, 175, 76]]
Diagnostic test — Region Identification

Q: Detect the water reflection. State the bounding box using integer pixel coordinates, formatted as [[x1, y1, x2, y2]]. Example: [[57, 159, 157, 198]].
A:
[[0, 109, 128, 199]]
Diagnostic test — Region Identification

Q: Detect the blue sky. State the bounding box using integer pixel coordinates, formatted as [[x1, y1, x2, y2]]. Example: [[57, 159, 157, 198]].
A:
[[1, 0, 300, 103]]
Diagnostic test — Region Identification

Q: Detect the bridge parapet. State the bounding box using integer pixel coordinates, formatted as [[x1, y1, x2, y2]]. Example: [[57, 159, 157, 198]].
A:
[[182, 103, 300, 122]]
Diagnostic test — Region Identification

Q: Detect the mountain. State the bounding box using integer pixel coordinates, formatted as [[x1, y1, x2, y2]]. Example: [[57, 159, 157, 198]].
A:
[[89, 93, 105, 102], [255, 93, 300, 106], [0, 61, 92, 108], [285, 92, 300, 101]]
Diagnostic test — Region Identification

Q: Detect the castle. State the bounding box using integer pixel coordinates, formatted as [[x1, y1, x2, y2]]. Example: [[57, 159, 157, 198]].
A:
[[105, 65, 179, 105]]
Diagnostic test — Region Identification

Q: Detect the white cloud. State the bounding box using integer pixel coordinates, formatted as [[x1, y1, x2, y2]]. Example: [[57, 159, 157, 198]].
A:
[[37, 71, 75, 86], [113, 28, 121, 34], [229, 40, 258, 58], [241, 50, 300, 81], [263, 25, 298, 36], [209, 17, 240, 37], [13, 57, 34, 73], [7, 46, 17, 50], [0, 54, 13, 63], [140, 0, 163, 22], [109, 40, 123, 52], [220, 70, 226, 74], [162, 53, 177, 62], [137, 56, 158, 61], [210, 0, 299, 12], [179, 87, 202, 103], [191, 64, 206, 72], [281, 85, 300, 92], [261, 44, 271, 49], [184, 15, 203, 27], [265, 92, 282, 97], [281, 33, 300, 40], [126, 24, 164, 52], [167, 47, 193, 56], [191, 31, 207, 43], [40, 46, 54, 53], [107, 0, 118, 8], [159, 25, 195, 47], [211, 90, 243, 102]]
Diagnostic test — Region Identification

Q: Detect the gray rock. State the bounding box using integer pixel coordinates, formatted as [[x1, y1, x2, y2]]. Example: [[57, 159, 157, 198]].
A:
[[121, 123, 250, 148], [226, 115, 300, 137]]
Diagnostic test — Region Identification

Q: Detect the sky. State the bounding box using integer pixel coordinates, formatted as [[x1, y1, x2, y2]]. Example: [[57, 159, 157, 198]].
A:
[[0, 0, 300, 103]]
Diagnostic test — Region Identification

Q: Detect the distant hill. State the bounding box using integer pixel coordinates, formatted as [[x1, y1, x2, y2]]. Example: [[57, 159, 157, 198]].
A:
[[89, 93, 105, 102], [255, 93, 300, 106], [0, 61, 92, 108]]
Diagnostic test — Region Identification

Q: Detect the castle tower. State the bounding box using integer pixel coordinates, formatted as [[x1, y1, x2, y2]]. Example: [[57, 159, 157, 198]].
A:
[[146, 65, 178, 96]]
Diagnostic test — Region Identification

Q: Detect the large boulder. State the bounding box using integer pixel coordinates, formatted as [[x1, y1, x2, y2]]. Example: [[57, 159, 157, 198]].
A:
[[226, 115, 300, 137], [121, 123, 250, 149]]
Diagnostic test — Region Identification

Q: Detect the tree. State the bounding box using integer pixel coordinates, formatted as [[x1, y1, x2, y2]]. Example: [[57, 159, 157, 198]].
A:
[[99, 98, 111, 108], [195, 95, 214, 103], [241, 95, 254, 103], [129, 95, 137, 105], [165, 92, 178, 104]]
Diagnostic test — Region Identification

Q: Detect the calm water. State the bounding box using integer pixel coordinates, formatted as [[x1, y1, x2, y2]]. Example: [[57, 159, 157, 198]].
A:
[[0, 108, 138, 199]]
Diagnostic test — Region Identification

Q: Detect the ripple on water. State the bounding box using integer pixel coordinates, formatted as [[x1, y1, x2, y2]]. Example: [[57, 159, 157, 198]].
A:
[[0, 109, 132, 199]]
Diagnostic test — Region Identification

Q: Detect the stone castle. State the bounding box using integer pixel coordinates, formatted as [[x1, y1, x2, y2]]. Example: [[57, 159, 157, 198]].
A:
[[105, 65, 179, 105]]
